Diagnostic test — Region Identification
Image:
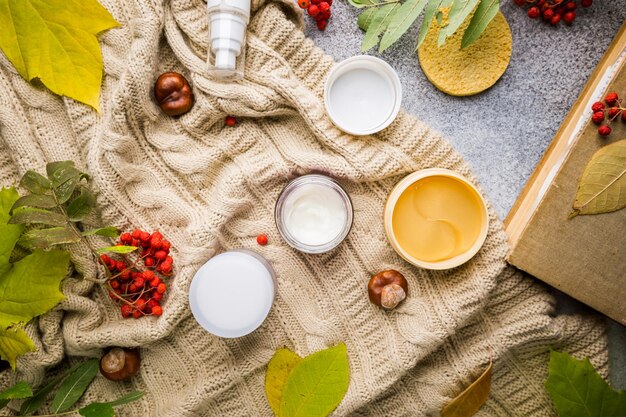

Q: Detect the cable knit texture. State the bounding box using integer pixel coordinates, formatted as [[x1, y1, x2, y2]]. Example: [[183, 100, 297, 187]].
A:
[[0, 0, 608, 415]]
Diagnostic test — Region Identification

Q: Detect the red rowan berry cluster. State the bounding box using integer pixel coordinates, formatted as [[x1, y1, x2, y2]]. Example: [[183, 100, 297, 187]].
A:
[[514, 0, 592, 26], [297, 0, 333, 31], [590, 92, 625, 137], [100, 230, 174, 319]]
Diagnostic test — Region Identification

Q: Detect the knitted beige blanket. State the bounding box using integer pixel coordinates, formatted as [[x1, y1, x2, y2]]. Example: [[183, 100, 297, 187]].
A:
[[0, 0, 608, 415]]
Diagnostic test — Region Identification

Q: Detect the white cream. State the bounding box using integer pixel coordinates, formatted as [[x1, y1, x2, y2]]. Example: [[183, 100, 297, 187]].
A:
[[189, 250, 275, 338], [283, 183, 348, 246]]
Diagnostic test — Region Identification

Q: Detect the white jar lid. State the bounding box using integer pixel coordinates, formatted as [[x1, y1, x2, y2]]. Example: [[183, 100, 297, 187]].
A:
[[189, 250, 275, 338], [324, 55, 402, 136]]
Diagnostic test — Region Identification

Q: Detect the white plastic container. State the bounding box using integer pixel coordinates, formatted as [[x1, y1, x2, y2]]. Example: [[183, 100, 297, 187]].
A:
[[207, 0, 251, 80], [324, 55, 402, 135], [189, 250, 275, 338]]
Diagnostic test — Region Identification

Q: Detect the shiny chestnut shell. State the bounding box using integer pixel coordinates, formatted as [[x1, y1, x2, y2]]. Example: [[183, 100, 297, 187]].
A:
[[367, 270, 408, 307], [153, 72, 194, 116], [99, 347, 141, 381]]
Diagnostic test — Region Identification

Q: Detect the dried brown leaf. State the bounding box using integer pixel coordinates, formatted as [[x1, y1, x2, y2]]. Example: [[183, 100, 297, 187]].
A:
[[441, 358, 492, 417]]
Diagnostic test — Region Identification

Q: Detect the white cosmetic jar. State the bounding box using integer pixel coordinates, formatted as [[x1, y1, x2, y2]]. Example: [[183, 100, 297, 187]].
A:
[[324, 55, 402, 135], [189, 250, 275, 338], [275, 174, 353, 254]]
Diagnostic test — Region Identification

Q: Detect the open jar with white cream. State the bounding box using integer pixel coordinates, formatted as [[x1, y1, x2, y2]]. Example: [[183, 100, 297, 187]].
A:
[[275, 175, 353, 254]]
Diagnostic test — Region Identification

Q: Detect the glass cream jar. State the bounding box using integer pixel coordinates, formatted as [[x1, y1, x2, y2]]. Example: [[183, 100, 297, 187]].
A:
[[275, 174, 353, 254]]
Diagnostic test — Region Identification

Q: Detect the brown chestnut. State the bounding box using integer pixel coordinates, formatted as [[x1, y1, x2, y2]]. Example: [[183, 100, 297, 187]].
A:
[[99, 347, 141, 381], [367, 270, 408, 309], [154, 72, 194, 116]]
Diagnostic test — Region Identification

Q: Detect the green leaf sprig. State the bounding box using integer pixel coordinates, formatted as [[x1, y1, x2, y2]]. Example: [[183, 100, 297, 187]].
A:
[[265, 344, 350, 417], [0, 359, 143, 416], [546, 350, 626, 416], [352, 0, 499, 53]]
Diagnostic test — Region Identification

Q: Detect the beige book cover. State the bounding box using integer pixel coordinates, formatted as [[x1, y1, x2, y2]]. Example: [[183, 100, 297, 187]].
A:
[[506, 22, 626, 325]]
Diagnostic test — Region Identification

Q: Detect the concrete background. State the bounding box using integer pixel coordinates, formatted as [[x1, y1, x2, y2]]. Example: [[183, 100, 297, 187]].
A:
[[304, 0, 626, 388]]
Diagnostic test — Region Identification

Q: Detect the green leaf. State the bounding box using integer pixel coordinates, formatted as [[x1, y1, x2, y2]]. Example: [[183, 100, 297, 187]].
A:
[[51, 358, 99, 413], [46, 161, 76, 180], [546, 350, 626, 417], [441, 358, 492, 417], [66, 187, 96, 221], [461, 0, 499, 48], [11, 194, 57, 211], [0, 0, 119, 110], [21, 361, 85, 415], [18, 227, 81, 250], [439, 0, 479, 46], [96, 245, 138, 254], [0, 380, 33, 400], [279, 344, 350, 417], [358, 8, 376, 31], [0, 326, 35, 370], [9, 208, 67, 227], [54, 177, 79, 205], [416, 0, 445, 50], [362, 4, 401, 52], [571, 139, 626, 217], [19, 171, 52, 195], [79, 402, 115, 417], [0, 188, 23, 273], [82, 226, 119, 238], [78, 391, 144, 417], [379, 0, 428, 52], [0, 249, 69, 329], [265, 349, 303, 416]]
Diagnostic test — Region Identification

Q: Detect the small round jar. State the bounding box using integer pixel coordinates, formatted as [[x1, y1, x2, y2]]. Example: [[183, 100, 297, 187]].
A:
[[189, 250, 275, 338], [275, 174, 353, 254]]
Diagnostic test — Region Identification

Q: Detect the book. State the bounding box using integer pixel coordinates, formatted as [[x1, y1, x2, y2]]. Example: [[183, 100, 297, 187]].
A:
[[505, 22, 626, 325]]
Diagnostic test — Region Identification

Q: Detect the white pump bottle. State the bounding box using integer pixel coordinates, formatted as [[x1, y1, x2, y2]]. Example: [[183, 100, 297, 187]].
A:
[[207, 0, 251, 80]]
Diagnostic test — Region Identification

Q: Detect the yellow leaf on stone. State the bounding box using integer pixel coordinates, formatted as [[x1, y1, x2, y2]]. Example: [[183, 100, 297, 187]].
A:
[[0, 326, 35, 370], [441, 358, 493, 417], [265, 348, 302, 416], [0, 0, 119, 111]]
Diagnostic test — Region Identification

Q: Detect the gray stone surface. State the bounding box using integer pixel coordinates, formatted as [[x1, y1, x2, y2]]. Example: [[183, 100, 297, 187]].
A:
[[304, 0, 626, 388]]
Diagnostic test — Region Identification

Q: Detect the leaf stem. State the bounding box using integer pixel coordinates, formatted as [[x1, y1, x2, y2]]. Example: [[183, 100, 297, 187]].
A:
[[360, 0, 401, 7]]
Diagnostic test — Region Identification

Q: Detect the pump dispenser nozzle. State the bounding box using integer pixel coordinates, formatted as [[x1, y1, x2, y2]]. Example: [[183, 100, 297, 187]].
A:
[[207, 0, 251, 80]]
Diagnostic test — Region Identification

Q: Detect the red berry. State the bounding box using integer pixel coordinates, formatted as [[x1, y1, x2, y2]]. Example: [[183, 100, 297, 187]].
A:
[[256, 234, 268, 246], [298, 0, 309, 8], [155, 250, 167, 261], [129, 284, 138, 293], [320, 10, 331, 19], [119, 270, 130, 281], [225, 116, 237, 127], [528, 7, 540, 18], [151, 231, 163, 240], [134, 277, 145, 287], [139, 232, 150, 241], [149, 277, 161, 288], [150, 236, 162, 249], [151, 305, 163, 316], [307, 4, 319, 16], [132, 309, 143, 319], [581, 0, 592, 7], [592, 111, 605, 124], [591, 101, 605, 112], [608, 106, 621, 118], [563, 11, 575, 24], [148, 299, 159, 308], [165, 255, 173, 264], [131, 239, 140, 247], [121, 304, 133, 318], [157, 283, 167, 294], [326, 0, 332, 5], [160, 240, 171, 251], [116, 261, 126, 271], [622, 111, 626, 122], [514, 0, 525, 5], [110, 279, 120, 289], [311, 0, 321, 4], [142, 270, 155, 280], [543, 8, 554, 20], [565, 1, 576, 10], [550, 14, 561, 25], [120, 232, 132, 244], [100, 254, 110, 264], [144, 256, 155, 267], [319, 2, 330, 12], [152, 291, 163, 301], [605, 92, 619, 106], [131, 229, 142, 239], [161, 263, 172, 274], [598, 125, 611, 136], [316, 19, 327, 30]]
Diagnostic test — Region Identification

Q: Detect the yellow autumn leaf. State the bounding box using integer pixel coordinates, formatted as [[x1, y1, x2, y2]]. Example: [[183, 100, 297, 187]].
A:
[[441, 358, 493, 417], [0, 326, 35, 370], [265, 348, 302, 416], [0, 0, 119, 111]]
